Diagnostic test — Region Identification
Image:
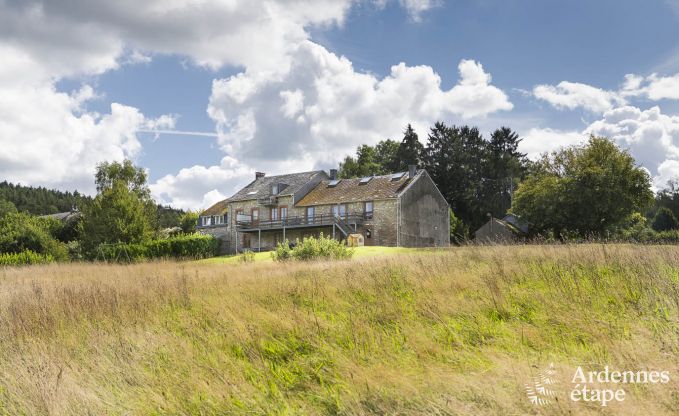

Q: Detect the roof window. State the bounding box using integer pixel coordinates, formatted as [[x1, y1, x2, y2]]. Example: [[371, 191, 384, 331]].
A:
[[328, 179, 341, 188], [390, 172, 406, 181], [359, 176, 373, 185]]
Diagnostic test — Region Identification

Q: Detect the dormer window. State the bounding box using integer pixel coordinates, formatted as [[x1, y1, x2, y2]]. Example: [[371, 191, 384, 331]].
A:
[[271, 183, 279, 195]]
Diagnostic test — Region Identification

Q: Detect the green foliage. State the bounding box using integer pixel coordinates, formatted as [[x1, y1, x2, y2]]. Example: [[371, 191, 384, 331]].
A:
[[239, 250, 255, 263], [0, 213, 69, 261], [0, 199, 17, 217], [394, 124, 424, 171], [512, 136, 653, 238], [272, 240, 293, 261], [179, 211, 199, 233], [158, 205, 185, 229], [95, 160, 150, 197], [651, 207, 678, 231], [0, 250, 54, 266], [272, 234, 353, 261], [0, 181, 89, 215], [423, 123, 489, 231], [81, 160, 158, 252], [95, 233, 219, 262], [449, 209, 468, 244]]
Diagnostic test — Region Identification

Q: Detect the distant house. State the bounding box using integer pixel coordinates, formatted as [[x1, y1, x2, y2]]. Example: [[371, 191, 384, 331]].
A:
[[474, 214, 528, 243], [197, 166, 449, 254], [40, 209, 82, 223]]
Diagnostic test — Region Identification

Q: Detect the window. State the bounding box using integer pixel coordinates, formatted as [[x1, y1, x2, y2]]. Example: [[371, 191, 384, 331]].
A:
[[359, 176, 373, 185], [364, 201, 374, 219], [251, 208, 259, 222], [271, 207, 278, 221], [332, 204, 347, 218], [215, 215, 222, 225], [390, 172, 406, 181], [235, 209, 244, 224], [271, 183, 279, 194], [280, 206, 288, 220], [328, 179, 340, 188], [306, 207, 315, 223]]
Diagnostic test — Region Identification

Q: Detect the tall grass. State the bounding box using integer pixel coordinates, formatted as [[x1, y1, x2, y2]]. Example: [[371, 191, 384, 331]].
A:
[[0, 245, 677, 415]]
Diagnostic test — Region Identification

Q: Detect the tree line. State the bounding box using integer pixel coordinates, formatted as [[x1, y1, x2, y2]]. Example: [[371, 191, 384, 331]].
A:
[[339, 122, 679, 241], [339, 123, 527, 236]]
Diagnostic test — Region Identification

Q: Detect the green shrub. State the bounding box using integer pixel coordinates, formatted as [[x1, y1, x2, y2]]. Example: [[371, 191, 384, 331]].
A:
[[239, 250, 255, 263], [0, 213, 69, 261], [0, 250, 54, 266], [94, 233, 219, 262], [272, 234, 353, 262], [272, 240, 293, 262]]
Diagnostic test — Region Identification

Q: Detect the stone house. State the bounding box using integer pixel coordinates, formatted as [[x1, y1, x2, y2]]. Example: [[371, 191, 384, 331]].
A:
[[198, 166, 449, 253]]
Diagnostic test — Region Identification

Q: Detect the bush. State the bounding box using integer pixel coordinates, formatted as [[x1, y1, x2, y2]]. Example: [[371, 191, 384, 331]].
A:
[[94, 233, 219, 262], [272, 240, 293, 262], [0, 250, 54, 266], [239, 250, 255, 263], [651, 207, 679, 231], [272, 234, 353, 262], [0, 213, 69, 261]]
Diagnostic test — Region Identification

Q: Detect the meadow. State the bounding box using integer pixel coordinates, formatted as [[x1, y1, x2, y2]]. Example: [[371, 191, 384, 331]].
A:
[[0, 245, 677, 415]]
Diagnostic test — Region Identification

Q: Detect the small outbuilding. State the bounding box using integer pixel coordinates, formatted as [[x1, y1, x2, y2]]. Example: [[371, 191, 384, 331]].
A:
[[474, 214, 528, 243]]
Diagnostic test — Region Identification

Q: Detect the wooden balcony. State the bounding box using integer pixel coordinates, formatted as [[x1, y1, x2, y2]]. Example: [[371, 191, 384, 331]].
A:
[[236, 212, 370, 232]]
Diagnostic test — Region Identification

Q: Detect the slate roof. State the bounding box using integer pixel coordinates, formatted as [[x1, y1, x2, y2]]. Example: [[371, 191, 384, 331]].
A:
[[296, 171, 419, 207], [41, 211, 82, 222], [226, 170, 327, 203], [202, 200, 228, 216]]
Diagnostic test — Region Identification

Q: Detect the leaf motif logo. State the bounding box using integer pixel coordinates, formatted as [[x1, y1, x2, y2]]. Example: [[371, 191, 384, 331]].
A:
[[526, 363, 559, 406]]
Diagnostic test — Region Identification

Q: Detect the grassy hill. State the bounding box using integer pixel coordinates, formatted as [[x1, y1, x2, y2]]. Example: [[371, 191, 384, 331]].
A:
[[0, 245, 677, 415]]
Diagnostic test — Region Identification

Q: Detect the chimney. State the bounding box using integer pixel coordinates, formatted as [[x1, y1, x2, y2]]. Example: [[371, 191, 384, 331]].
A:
[[408, 165, 417, 178], [255, 172, 265, 180], [329, 169, 338, 180]]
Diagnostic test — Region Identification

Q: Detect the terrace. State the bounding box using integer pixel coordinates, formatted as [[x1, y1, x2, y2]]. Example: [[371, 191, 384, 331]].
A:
[[236, 212, 370, 236]]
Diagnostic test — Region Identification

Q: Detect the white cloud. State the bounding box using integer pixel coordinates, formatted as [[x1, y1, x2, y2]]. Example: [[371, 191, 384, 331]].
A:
[[207, 42, 512, 168], [150, 156, 254, 210], [399, 0, 441, 21], [534, 71, 679, 114], [519, 128, 586, 159], [532, 81, 623, 113]]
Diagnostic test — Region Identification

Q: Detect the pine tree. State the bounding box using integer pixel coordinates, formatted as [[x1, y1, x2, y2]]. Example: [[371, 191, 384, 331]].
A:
[[395, 124, 424, 171]]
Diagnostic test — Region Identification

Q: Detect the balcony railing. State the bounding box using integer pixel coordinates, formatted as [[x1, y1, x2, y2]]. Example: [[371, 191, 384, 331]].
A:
[[236, 211, 372, 231]]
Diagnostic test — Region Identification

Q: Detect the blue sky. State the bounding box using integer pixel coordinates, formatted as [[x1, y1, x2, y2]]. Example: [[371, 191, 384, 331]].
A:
[[2, 0, 679, 209]]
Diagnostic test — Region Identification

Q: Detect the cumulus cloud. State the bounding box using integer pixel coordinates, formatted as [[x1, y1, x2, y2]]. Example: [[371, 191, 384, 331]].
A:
[[519, 128, 586, 159], [534, 71, 679, 113], [0, 0, 514, 209], [208, 42, 512, 168], [533, 81, 623, 113]]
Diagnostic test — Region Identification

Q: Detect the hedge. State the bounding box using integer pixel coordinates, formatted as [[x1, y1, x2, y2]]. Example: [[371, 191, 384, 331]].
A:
[[96, 233, 219, 262], [0, 250, 54, 266]]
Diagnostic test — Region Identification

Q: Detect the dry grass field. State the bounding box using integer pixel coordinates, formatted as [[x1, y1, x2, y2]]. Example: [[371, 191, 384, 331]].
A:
[[0, 245, 678, 415]]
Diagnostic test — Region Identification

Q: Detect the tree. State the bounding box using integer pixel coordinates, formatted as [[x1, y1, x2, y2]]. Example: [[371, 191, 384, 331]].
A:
[[394, 124, 424, 171], [81, 160, 157, 251], [95, 160, 151, 198], [374, 139, 400, 173], [651, 207, 678, 231], [423, 122, 488, 230], [339, 144, 387, 178], [480, 127, 527, 218], [511, 136, 653, 238], [0, 199, 17, 218], [180, 211, 199, 233]]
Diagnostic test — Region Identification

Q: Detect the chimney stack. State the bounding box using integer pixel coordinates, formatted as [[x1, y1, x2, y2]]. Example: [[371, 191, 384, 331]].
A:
[[408, 165, 417, 178], [255, 172, 266, 180], [329, 169, 338, 180]]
